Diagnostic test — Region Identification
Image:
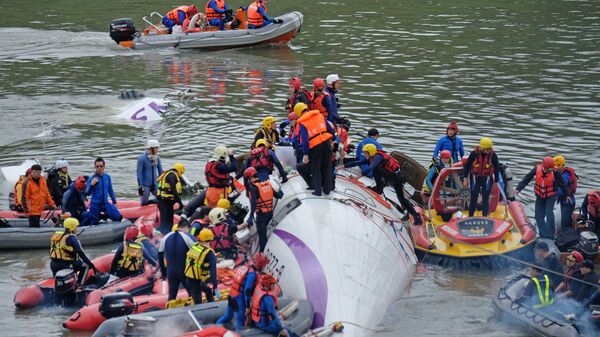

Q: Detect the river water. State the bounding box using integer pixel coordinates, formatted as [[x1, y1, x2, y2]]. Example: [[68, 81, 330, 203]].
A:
[[1, 0, 599, 336]]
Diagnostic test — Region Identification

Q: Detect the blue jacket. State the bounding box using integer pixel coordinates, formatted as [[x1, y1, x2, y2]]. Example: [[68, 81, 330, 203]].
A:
[[137, 152, 163, 189], [344, 155, 383, 178], [62, 183, 86, 216], [433, 135, 464, 163], [323, 86, 340, 124], [158, 230, 196, 276], [208, 0, 229, 14], [297, 122, 336, 155], [355, 137, 382, 176], [556, 170, 575, 204], [242, 270, 258, 307], [257, 295, 284, 330], [86, 173, 117, 205]]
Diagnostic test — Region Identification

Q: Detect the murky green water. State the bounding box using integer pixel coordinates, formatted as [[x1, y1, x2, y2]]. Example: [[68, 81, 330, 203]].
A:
[[1, 0, 599, 336]]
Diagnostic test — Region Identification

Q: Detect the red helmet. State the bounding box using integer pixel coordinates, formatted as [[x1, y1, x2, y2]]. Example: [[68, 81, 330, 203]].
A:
[[289, 77, 302, 91], [440, 150, 452, 160], [252, 252, 269, 271], [542, 156, 554, 170], [570, 251, 584, 263], [243, 167, 258, 179], [447, 122, 459, 132], [188, 4, 198, 15], [124, 226, 139, 241], [140, 224, 154, 238], [287, 112, 297, 121], [313, 78, 325, 90], [260, 273, 277, 288], [74, 176, 87, 190]]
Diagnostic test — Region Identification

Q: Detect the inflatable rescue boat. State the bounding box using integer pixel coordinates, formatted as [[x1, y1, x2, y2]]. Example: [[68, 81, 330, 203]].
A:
[[409, 167, 537, 268]]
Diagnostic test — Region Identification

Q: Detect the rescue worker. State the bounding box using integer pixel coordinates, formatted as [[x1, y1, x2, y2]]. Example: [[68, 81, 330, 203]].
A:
[[254, 116, 280, 146], [285, 77, 310, 114], [109, 226, 157, 279], [324, 74, 342, 125], [12, 168, 31, 211], [556, 251, 584, 298], [24, 164, 56, 227], [250, 273, 296, 337], [433, 122, 464, 163], [49, 217, 98, 277], [205, 145, 237, 208], [518, 266, 555, 310], [157, 163, 186, 235], [61, 176, 88, 223], [309, 78, 337, 124], [516, 157, 568, 239], [244, 167, 284, 252], [136, 223, 159, 261], [47, 159, 72, 207], [185, 228, 221, 304], [341, 144, 421, 225], [137, 139, 163, 206], [158, 219, 196, 301], [295, 103, 336, 196], [422, 150, 452, 204], [574, 260, 599, 303], [83, 158, 123, 226], [581, 190, 600, 233], [553, 155, 577, 230], [247, 0, 281, 29], [462, 137, 501, 217], [190, 206, 213, 236], [238, 139, 288, 182], [217, 252, 269, 331], [534, 241, 564, 287], [278, 110, 303, 165], [205, 0, 230, 30], [208, 207, 239, 259], [355, 129, 382, 174], [162, 5, 199, 33]]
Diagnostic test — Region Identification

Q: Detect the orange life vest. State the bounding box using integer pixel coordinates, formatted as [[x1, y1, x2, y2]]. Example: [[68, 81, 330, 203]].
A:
[[371, 150, 400, 174], [471, 147, 494, 177], [587, 190, 600, 219], [337, 127, 349, 153], [13, 175, 26, 209], [535, 165, 557, 198], [250, 285, 280, 323], [253, 181, 274, 213], [229, 265, 257, 298], [247, 1, 265, 26], [558, 167, 577, 195], [210, 223, 234, 250], [205, 0, 225, 20], [297, 110, 333, 149], [309, 90, 331, 119], [205, 161, 230, 188], [249, 147, 274, 170], [167, 6, 190, 25]]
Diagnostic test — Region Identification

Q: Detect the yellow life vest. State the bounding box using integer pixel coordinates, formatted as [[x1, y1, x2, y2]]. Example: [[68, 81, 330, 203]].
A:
[[184, 243, 214, 281], [532, 275, 554, 309], [117, 241, 144, 272], [157, 169, 182, 200], [49, 231, 76, 261]]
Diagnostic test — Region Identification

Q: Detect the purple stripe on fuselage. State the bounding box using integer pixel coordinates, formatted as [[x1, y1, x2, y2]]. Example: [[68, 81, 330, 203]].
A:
[[273, 229, 327, 328]]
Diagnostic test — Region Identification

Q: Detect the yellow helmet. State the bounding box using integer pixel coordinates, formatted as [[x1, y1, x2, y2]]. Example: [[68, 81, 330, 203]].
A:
[[216, 198, 230, 210], [479, 137, 493, 150], [362, 144, 377, 157], [553, 155, 565, 168], [173, 162, 186, 175], [255, 139, 269, 148], [63, 217, 79, 232], [262, 116, 276, 128], [294, 103, 308, 117], [198, 228, 214, 242]]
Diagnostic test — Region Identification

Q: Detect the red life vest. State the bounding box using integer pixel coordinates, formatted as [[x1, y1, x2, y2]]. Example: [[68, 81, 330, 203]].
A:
[[337, 127, 349, 153], [559, 167, 577, 195], [247, 1, 265, 26], [253, 181, 274, 213], [371, 150, 400, 174], [229, 265, 257, 298], [470, 147, 494, 177], [309, 90, 331, 119], [205, 161, 230, 188], [209, 223, 234, 250], [250, 284, 280, 323], [588, 190, 600, 219], [249, 147, 274, 171], [297, 110, 333, 149], [287, 90, 310, 114], [166, 6, 190, 25], [534, 165, 557, 198], [205, 0, 225, 20]]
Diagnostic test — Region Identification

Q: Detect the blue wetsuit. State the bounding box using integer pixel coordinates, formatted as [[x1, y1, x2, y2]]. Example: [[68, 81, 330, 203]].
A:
[[158, 230, 196, 300], [248, 4, 273, 29], [62, 183, 88, 223], [83, 173, 122, 226], [256, 295, 297, 336], [433, 135, 464, 163], [323, 86, 340, 125]]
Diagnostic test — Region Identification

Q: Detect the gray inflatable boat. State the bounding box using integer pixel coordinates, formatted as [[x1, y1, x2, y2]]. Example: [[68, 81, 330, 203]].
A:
[[92, 298, 313, 337]]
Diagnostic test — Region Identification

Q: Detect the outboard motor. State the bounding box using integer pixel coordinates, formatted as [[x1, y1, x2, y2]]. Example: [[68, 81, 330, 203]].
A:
[[99, 292, 135, 319], [110, 18, 136, 44], [578, 231, 599, 260], [54, 269, 78, 305]]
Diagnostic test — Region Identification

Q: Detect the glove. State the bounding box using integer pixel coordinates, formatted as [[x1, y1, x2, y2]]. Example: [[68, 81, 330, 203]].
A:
[[281, 175, 288, 183], [214, 288, 222, 299], [347, 144, 356, 153], [138, 186, 143, 196], [332, 142, 340, 152], [279, 129, 287, 138]]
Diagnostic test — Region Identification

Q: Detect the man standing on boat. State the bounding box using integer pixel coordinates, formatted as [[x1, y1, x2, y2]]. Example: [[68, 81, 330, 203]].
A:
[[324, 74, 342, 126], [137, 139, 163, 206], [553, 154, 578, 231], [205, 0, 231, 30], [433, 122, 464, 164], [156, 163, 186, 235], [162, 5, 199, 33], [462, 137, 501, 218], [244, 167, 283, 252], [83, 158, 123, 226], [24, 164, 56, 227], [158, 219, 196, 301]]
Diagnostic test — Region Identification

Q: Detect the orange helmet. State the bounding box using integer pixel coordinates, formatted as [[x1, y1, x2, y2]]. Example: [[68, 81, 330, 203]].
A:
[[124, 226, 139, 241], [313, 78, 325, 90], [140, 224, 154, 238], [253, 252, 269, 271], [542, 157, 554, 170], [447, 122, 459, 133], [243, 167, 258, 179], [74, 176, 87, 191], [188, 4, 198, 16], [289, 77, 302, 91], [440, 150, 452, 160], [260, 273, 277, 288]]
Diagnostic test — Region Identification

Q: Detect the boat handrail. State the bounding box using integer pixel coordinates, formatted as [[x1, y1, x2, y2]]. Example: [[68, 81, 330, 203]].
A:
[[143, 12, 164, 31], [497, 182, 510, 220]]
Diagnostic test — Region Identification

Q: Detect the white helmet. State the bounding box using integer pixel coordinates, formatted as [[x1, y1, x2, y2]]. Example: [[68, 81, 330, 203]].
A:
[[326, 74, 340, 85], [55, 159, 68, 169], [212, 145, 228, 161], [146, 139, 160, 148], [209, 207, 228, 225]]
